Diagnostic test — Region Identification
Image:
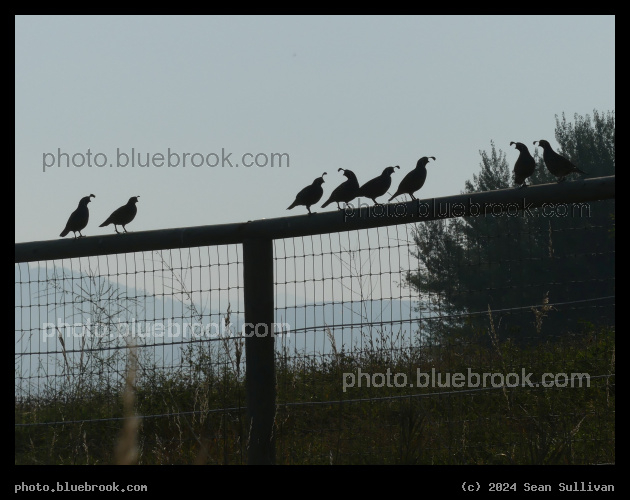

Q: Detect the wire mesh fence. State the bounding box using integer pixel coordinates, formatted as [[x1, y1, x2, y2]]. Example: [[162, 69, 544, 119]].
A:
[[272, 214, 614, 465], [15, 179, 615, 464], [15, 246, 248, 464]]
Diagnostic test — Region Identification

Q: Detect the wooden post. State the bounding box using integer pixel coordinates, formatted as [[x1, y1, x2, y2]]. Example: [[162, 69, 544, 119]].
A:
[[243, 238, 276, 464]]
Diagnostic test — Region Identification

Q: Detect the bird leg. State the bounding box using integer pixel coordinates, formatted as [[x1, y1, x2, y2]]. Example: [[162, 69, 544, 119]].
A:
[[115, 226, 120, 234]]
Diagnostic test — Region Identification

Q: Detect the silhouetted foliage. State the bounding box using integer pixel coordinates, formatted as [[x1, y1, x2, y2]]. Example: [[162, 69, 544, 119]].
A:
[[407, 110, 615, 342]]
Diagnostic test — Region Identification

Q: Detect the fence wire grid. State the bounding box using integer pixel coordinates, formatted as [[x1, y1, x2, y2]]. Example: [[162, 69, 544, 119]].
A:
[[15, 192, 615, 465]]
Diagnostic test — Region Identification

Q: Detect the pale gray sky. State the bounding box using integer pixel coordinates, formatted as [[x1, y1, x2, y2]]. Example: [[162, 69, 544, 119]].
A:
[[15, 15, 615, 243]]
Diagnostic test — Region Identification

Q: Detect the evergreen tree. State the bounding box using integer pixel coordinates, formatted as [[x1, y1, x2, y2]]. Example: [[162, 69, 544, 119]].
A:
[[407, 110, 615, 342]]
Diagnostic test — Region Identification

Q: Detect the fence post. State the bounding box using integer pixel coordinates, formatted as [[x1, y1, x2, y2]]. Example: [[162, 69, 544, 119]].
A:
[[243, 238, 276, 464]]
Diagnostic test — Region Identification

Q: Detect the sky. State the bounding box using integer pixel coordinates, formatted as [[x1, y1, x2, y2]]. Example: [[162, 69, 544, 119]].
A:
[[15, 15, 615, 244]]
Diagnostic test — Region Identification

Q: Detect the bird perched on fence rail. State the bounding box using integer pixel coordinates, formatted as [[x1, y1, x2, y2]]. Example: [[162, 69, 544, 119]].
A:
[[287, 173, 327, 215], [389, 156, 436, 202], [99, 196, 140, 233], [321, 168, 360, 210], [510, 142, 536, 188], [357, 166, 399, 205], [534, 139, 587, 182], [60, 194, 95, 238]]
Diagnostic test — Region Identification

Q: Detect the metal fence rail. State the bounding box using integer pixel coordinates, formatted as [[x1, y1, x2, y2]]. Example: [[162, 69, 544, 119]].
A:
[[15, 177, 615, 464]]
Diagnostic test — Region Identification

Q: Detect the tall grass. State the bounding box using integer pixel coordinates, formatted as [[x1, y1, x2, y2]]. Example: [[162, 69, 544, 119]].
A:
[[15, 320, 614, 465], [15, 255, 614, 464]]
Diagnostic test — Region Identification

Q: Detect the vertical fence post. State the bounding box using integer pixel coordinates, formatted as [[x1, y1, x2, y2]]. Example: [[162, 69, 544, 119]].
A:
[[243, 238, 276, 465]]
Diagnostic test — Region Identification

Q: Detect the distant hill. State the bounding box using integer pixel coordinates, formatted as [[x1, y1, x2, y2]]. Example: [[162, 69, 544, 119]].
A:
[[15, 265, 423, 392]]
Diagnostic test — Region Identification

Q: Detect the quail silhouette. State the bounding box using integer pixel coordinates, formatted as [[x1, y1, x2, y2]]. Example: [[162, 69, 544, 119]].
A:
[[510, 142, 536, 188], [389, 157, 436, 201], [357, 166, 400, 204], [321, 168, 360, 210], [287, 173, 327, 215], [100, 196, 140, 233], [534, 139, 587, 182], [60, 194, 95, 238]]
